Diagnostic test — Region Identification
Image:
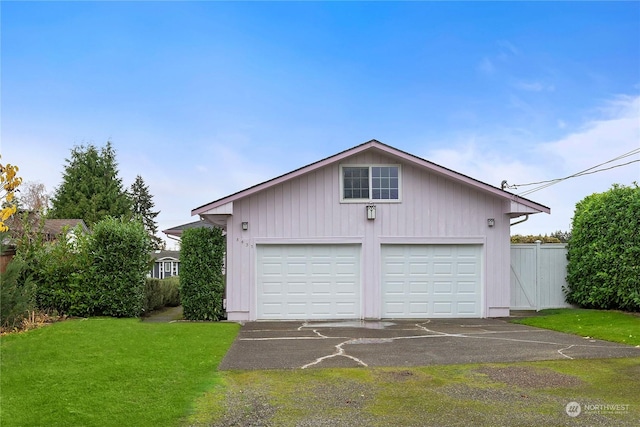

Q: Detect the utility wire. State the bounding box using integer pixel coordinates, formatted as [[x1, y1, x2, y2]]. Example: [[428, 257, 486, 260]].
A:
[[519, 159, 640, 196], [503, 147, 640, 197]]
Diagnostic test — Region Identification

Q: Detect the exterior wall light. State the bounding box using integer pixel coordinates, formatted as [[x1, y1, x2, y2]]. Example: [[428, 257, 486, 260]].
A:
[[241, 221, 249, 231], [487, 218, 495, 227], [367, 205, 376, 220]]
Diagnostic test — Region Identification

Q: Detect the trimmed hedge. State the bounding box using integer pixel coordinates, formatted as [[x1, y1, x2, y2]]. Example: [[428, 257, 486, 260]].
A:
[[32, 227, 93, 316], [180, 227, 225, 321], [86, 217, 150, 317], [144, 277, 180, 314], [565, 183, 640, 311]]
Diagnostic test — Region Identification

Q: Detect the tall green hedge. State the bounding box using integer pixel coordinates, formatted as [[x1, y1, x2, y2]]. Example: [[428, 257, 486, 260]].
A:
[[33, 228, 93, 316], [87, 217, 150, 317], [565, 183, 640, 311], [180, 226, 225, 320]]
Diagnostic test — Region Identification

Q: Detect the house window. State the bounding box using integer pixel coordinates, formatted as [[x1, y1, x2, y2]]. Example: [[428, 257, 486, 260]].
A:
[[342, 167, 369, 199], [372, 166, 399, 200], [341, 165, 400, 201]]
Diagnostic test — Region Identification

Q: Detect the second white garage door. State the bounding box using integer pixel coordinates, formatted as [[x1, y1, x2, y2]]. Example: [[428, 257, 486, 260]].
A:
[[381, 244, 483, 318], [257, 244, 361, 320]]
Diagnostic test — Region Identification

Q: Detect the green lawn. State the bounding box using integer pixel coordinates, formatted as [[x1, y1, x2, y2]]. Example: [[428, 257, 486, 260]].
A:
[[3, 310, 640, 426], [0, 318, 240, 427], [512, 308, 640, 346]]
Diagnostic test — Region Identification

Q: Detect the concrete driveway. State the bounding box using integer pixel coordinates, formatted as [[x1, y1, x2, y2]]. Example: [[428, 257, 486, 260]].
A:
[[219, 318, 640, 370]]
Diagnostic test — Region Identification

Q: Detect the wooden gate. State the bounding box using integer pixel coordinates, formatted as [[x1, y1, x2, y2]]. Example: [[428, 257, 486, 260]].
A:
[[510, 243, 572, 310]]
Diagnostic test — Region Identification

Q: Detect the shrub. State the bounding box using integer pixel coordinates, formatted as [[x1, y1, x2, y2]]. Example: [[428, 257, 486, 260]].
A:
[[0, 257, 36, 328], [144, 278, 164, 313], [510, 234, 562, 243], [87, 217, 150, 317], [180, 227, 224, 320], [33, 226, 93, 316], [144, 277, 180, 314], [565, 183, 640, 311], [161, 277, 181, 307]]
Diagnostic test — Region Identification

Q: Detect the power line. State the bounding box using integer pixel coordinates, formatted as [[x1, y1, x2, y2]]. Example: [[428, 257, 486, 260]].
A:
[[519, 159, 640, 196], [502, 147, 640, 196]]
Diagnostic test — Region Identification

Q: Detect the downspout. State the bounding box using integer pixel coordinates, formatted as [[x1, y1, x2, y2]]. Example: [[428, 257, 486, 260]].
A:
[[510, 214, 529, 227]]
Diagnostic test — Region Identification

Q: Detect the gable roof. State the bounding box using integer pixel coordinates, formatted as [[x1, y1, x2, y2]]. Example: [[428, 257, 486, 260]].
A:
[[43, 219, 90, 236], [5, 213, 89, 239], [150, 250, 180, 261], [162, 219, 216, 237], [192, 139, 550, 217]]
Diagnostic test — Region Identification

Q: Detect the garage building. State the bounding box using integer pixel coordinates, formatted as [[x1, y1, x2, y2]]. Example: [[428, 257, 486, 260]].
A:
[[192, 140, 549, 321]]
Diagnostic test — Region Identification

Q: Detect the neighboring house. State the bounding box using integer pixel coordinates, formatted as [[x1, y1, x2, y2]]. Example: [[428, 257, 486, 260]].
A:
[[192, 140, 550, 321], [1, 215, 90, 273], [149, 250, 180, 279], [5, 213, 89, 243], [163, 220, 225, 275], [41, 219, 90, 243]]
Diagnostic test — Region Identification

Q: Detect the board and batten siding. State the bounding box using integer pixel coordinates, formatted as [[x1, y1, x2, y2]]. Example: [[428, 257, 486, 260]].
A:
[[224, 150, 512, 320]]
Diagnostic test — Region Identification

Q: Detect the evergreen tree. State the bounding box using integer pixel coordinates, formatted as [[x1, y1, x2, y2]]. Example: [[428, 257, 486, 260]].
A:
[[130, 175, 163, 250], [49, 142, 131, 227]]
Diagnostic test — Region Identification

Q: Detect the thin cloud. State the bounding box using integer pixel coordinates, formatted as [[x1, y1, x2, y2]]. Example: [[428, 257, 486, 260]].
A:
[[513, 80, 555, 92], [422, 94, 640, 235], [478, 57, 495, 75], [538, 94, 640, 171], [497, 40, 520, 57]]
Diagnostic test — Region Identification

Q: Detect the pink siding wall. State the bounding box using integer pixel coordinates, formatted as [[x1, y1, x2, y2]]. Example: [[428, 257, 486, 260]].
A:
[[225, 151, 512, 320]]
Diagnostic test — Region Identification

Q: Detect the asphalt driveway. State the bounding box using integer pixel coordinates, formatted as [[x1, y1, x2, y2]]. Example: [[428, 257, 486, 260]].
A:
[[219, 318, 640, 370]]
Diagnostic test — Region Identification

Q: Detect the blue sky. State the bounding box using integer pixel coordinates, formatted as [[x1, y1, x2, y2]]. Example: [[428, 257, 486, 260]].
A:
[[2, 1, 639, 248]]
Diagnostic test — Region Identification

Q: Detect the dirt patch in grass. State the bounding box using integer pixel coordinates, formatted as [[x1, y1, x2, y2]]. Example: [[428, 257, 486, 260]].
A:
[[212, 388, 276, 427], [475, 366, 584, 389], [190, 359, 640, 427], [375, 369, 428, 382]]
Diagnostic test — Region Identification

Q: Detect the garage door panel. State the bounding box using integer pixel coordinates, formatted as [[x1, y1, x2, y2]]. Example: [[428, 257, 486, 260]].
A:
[[382, 245, 482, 318], [257, 245, 360, 320], [456, 302, 478, 314], [409, 302, 428, 315], [433, 281, 452, 294], [409, 281, 428, 294], [434, 262, 453, 275], [433, 302, 453, 315], [287, 282, 307, 295], [311, 282, 331, 295], [383, 302, 405, 316], [457, 281, 476, 294]]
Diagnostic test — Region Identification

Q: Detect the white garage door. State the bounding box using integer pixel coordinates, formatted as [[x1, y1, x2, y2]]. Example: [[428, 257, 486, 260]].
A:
[[381, 244, 482, 318], [257, 244, 361, 320]]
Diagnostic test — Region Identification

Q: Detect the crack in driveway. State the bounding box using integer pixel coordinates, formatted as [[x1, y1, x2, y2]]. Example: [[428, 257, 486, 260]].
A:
[[220, 320, 640, 370]]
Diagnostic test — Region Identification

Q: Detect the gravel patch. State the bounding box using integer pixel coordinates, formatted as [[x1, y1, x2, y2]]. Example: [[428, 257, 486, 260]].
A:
[[474, 366, 584, 389], [210, 388, 276, 427]]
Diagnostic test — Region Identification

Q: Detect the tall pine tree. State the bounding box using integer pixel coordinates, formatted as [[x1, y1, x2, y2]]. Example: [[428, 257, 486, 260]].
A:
[[49, 142, 131, 227], [130, 175, 163, 250]]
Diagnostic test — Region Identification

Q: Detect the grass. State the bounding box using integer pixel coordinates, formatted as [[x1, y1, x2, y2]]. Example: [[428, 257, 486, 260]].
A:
[[3, 309, 640, 426], [511, 308, 640, 346], [0, 318, 240, 427], [188, 358, 640, 426]]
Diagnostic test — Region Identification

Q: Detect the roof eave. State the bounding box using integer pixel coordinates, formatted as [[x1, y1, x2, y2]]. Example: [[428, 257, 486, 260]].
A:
[[191, 139, 551, 216]]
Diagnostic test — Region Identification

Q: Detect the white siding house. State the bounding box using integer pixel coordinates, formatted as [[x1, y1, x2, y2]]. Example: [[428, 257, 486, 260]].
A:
[[192, 140, 549, 321]]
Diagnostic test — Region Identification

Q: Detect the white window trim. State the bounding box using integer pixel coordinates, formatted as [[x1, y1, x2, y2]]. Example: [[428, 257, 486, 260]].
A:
[[340, 164, 402, 203]]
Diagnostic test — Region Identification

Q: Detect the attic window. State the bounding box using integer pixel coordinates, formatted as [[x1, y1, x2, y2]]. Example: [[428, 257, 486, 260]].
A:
[[341, 165, 400, 202]]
